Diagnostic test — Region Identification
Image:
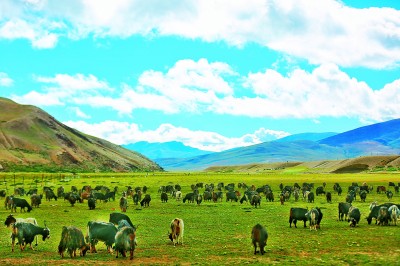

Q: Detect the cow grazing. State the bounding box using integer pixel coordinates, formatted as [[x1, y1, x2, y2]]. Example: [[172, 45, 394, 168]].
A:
[[251, 194, 261, 208], [11, 222, 50, 252], [289, 208, 308, 228], [88, 197, 96, 210], [377, 206, 390, 226], [57, 186, 65, 198], [326, 192, 332, 203], [251, 224, 268, 255], [348, 206, 361, 226], [388, 205, 400, 226], [226, 191, 238, 202], [115, 223, 136, 260], [161, 192, 168, 203], [386, 191, 393, 200], [338, 202, 352, 221], [11, 198, 32, 213], [359, 190, 367, 202], [183, 192, 195, 203], [30, 194, 42, 208], [376, 186, 386, 194], [305, 208, 319, 230], [58, 226, 90, 258], [140, 194, 151, 207], [169, 218, 184, 246], [109, 213, 135, 228], [120, 197, 128, 212], [45, 190, 57, 201], [266, 191, 274, 202], [86, 221, 117, 253]]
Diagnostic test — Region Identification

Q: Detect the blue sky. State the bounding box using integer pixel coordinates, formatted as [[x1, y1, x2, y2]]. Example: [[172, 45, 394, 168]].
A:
[[1, 0, 399, 152]]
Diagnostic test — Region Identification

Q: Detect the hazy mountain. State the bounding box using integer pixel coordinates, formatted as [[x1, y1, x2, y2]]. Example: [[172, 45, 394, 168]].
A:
[[276, 132, 337, 142], [0, 97, 162, 172], [124, 141, 211, 159], [319, 119, 400, 148], [156, 119, 400, 171]]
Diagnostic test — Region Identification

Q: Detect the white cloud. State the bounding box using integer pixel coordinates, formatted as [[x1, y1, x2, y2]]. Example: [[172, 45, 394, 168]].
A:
[[63, 120, 290, 152], [13, 59, 400, 122], [1, 0, 399, 68], [0, 72, 13, 87], [11, 73, 112, 109], [68, 107, 91, 119]]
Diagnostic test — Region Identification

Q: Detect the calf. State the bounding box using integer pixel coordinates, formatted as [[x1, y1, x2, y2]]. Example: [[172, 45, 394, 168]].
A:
[[86, 221, 117, 253], [109, 213, 134, 228], [289, 208, 308, 228], [169, 218, 184, 246], [115, 223, 136, 260], [11, 222, 50, 252], [251, 224, 268, 255], [338, 202, 352, 221], [348, 206, 361, 227], [140, 194, 151, 207], [388, 205, 400, 226], [58, 226, 90, 258], [11, 198, 32, 212]]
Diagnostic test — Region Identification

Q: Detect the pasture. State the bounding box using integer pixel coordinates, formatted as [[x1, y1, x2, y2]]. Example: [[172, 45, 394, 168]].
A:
[[0, 172, 399, 265]]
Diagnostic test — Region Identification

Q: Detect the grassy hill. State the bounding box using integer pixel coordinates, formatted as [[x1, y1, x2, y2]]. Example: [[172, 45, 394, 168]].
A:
[[0, 97, 162, 172], [204, 155, 400, 174]]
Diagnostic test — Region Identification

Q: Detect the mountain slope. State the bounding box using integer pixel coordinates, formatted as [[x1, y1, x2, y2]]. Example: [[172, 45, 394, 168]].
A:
[[124, 141, 211, 159], [155, 140, 346, 171], [276, 132, 337, 142], [319, 119, 400, 147], [0, 97, 162, 172]]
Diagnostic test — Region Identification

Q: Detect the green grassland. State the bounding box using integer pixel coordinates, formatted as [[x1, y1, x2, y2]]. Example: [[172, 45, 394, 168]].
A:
[[0, 172, 399, 265]]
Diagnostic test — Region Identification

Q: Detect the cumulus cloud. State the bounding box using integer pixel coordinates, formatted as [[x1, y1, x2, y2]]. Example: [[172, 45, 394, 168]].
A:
[[1, 0, 399, 68], [12, 59, 400, 122], [0, 72, 13, 87], [11, 73, 111, 108], [63, 120, 289, 152]]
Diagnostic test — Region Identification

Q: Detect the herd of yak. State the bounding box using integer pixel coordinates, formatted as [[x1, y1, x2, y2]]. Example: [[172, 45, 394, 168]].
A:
[[1, 180, 400, 258]]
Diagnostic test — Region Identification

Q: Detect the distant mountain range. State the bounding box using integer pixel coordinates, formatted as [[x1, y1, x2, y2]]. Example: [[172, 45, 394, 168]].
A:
[[0, 97, 162, 172], [146, 119, 400, 171], [123, 141, 210, 159]]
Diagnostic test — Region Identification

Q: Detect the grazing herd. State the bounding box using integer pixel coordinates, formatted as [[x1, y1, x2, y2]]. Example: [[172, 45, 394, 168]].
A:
[[1, 179, 399, 259]]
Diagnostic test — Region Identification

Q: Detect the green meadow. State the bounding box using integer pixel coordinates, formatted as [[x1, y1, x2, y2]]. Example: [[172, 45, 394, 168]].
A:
[[0, 172, 399, 265]]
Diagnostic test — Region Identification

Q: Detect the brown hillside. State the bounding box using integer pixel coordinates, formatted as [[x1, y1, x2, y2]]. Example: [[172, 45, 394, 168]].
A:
[[0, 97, 162, 172]]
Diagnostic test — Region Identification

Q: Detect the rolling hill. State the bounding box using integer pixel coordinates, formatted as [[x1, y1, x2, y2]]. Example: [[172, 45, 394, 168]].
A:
[[0, 97, 162, 172]]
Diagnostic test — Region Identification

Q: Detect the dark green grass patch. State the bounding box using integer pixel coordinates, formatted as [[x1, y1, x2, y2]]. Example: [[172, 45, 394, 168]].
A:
[[0, 172, 399, 265]]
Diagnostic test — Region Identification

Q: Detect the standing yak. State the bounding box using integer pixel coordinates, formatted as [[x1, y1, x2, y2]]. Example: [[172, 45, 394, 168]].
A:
[[251, 224, 268, 255]]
